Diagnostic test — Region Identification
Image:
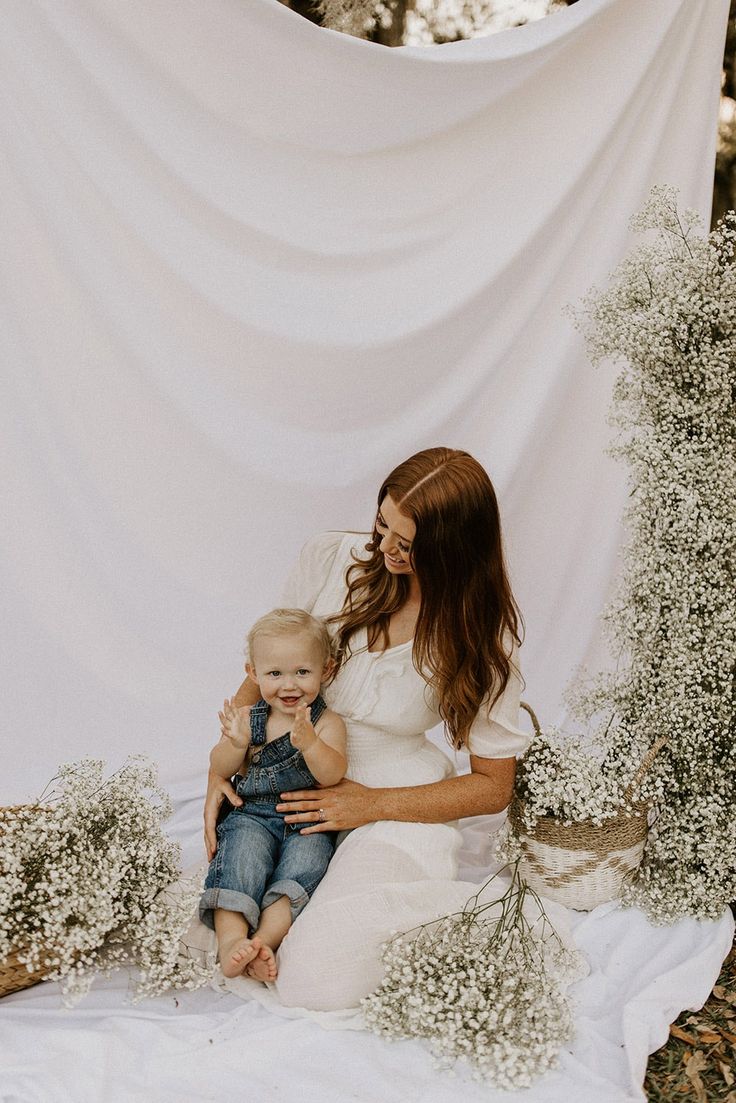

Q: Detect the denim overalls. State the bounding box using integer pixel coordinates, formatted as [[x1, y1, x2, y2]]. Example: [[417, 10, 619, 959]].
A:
[[199, 695, 336, 933]]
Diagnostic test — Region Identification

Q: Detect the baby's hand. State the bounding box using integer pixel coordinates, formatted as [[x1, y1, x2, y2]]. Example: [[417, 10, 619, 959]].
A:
[[220, 698, 251, 751], [290, 703, 316, 751]]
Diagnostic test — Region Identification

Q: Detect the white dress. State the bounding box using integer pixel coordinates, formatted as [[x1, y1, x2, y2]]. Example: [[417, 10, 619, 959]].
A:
[[221, 530, 531, 1019]]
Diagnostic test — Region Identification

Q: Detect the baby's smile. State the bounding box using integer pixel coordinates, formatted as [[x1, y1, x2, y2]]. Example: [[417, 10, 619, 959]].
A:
[[278, 694, 303, 708]]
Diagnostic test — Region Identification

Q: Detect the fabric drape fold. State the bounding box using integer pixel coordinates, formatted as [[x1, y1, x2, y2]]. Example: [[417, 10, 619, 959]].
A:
[[0, 0, 728, 799]]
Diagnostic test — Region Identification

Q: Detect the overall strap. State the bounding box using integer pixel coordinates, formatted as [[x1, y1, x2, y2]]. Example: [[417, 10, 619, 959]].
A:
[[249, 694, 327, 746], [249, 699, 269, 747], [307, 694, 327, 726]]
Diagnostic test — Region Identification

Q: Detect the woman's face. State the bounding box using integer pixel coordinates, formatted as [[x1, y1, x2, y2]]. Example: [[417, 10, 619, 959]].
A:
[[375, 494, 416, 576]]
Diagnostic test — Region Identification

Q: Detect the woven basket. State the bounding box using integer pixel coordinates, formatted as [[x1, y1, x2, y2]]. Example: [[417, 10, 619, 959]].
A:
[[0, 805, 51, 998], [511, 704, 665, 912], [0, 949, 49, 998]]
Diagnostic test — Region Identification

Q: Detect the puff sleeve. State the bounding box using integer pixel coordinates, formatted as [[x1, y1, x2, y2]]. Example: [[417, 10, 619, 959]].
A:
[[465, 647, 530, 759], [280, 530, 346, 612]]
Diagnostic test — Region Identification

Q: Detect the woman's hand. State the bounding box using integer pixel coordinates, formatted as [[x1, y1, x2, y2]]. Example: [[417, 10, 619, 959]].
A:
[[203, 769, 243, 861], [276, 778, 379, 833]]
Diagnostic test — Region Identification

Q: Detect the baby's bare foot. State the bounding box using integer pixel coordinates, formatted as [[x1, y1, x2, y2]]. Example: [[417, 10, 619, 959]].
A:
[[220, 935, 261, 978], [245, 943, 278, 982]]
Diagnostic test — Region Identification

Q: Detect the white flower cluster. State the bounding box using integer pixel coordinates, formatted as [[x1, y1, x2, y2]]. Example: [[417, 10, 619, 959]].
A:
[[571, 185, 736, 923], [509, 726, 642, 829], [0, 757, 213, 1003], [362, 866, 583, 1088], [494, 720, 650, 868]]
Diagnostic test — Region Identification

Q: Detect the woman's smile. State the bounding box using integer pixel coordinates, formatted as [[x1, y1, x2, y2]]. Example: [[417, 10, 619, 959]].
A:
[[376, 494, 416, 575]]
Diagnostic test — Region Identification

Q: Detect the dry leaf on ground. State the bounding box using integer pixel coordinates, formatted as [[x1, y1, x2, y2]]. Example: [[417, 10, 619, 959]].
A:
[[670, 1025, 699, 1045], [694, 1029, 722, 1044], [684, 1050, 708, 1103]]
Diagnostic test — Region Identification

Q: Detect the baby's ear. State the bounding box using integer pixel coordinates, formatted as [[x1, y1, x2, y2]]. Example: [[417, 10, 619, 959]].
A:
[[245, 662, 257, 682], [322, 657, 337, 682]]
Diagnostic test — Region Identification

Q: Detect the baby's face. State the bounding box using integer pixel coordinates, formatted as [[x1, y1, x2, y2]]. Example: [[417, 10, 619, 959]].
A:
[[248, 631, 327, 719]]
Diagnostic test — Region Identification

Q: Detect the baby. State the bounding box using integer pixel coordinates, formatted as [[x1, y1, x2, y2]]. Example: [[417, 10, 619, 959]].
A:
[[199, 608, 347, 981]]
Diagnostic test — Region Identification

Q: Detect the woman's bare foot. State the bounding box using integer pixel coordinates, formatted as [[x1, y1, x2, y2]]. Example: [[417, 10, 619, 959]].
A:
[[245, 943, 278, 982], [220, 935, 261, 978]]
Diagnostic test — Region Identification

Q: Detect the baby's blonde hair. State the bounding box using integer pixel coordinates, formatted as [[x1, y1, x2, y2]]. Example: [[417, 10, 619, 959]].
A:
[[246, 608, 334, 668]]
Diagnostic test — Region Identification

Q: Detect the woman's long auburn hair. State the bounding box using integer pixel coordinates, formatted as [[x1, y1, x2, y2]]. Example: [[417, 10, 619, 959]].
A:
[[329, 447, 523, 750]]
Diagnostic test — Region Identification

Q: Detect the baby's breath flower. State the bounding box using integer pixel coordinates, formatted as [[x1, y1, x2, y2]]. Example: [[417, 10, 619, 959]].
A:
[[566, 186, 736, 923], [0, 757, 214, 1004], [500, 724, 642, 837], [361, 864, 585, 1088]]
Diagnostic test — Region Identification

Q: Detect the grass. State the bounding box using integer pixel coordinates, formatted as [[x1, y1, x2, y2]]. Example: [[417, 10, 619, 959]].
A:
[[644, 922, 736, 1102]]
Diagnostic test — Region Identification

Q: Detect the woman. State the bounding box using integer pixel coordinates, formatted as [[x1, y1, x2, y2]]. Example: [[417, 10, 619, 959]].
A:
[[203, 446, 529, 1014]]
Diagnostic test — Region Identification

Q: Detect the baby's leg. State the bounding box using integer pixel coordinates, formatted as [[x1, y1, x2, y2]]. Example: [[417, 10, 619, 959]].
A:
[[199, 810, 280, 978], [214, 909, 262, 979], [246, 896, 292, 982], [248, 829, 335, 982]]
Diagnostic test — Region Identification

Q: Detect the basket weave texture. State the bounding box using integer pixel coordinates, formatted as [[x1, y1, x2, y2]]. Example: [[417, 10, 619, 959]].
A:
[[0, 950, 48, 998], [509, 798, 648, 911], [0, 805, 51, 998], [511, 704, 661, 912]]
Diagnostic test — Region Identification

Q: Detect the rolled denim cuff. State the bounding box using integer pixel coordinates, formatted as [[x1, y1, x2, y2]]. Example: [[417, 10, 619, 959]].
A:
[[262, 878, 310, 922], [199, 887, 260, 932]]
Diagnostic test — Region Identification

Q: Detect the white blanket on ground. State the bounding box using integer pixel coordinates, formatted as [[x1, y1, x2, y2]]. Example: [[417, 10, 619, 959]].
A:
[[0, 799, 732, 1103]]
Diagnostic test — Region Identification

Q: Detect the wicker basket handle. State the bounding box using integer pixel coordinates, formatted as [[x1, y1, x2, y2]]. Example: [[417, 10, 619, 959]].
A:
[[623, 735, 668, 800], [519, 700, 542, 738]]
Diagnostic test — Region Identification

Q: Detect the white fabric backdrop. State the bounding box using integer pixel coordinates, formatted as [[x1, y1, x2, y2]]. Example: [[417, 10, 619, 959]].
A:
[[0, 0, 727, 806], [1, 4, 733, 1103]]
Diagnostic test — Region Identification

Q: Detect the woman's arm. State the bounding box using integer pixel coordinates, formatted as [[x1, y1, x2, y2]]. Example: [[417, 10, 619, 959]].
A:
[[276, 755, 516, 834], [229, 674, 261, 710], [375, 755, 515, 820]]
